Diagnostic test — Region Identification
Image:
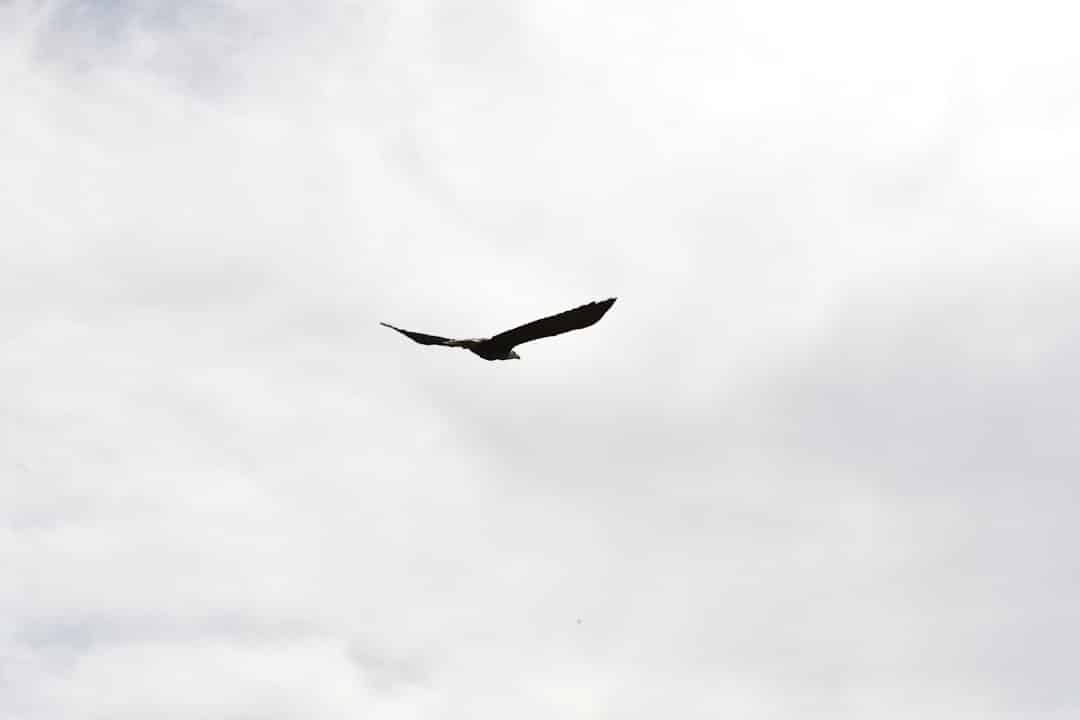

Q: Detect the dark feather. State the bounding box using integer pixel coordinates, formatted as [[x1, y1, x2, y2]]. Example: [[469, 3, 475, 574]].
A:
[[489, 298, 616, 349], [379, 322, 453, 346]]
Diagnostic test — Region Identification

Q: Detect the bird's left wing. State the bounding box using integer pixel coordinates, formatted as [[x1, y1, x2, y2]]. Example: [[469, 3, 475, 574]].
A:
[[489, 298, 616, 348], [380, 322, 455, 346]]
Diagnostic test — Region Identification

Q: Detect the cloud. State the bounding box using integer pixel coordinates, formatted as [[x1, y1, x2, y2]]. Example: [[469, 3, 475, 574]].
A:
[[3, 1, 1079, 718]]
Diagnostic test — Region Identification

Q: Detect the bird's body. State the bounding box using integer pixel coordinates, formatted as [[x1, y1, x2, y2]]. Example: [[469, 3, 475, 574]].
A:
[[381, 298, 616, 361]]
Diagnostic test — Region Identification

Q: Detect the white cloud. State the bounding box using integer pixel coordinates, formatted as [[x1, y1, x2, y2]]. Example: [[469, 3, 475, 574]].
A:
[[3, 1, 1079, 718]]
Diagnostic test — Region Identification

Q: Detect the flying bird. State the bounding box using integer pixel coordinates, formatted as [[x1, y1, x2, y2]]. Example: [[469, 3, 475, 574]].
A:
[[381, 298, 616, 361]]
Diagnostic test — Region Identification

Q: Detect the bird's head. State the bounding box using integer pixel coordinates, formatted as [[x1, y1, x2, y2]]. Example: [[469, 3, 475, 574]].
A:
[[507, 350, 520, 360]]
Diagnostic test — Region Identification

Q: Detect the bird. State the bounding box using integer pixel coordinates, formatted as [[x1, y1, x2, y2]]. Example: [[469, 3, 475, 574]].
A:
[[381, 298, 616, 361]]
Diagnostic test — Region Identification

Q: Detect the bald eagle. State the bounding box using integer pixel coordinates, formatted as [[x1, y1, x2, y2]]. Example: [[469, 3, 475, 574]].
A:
[[381, 298, 616, 361]]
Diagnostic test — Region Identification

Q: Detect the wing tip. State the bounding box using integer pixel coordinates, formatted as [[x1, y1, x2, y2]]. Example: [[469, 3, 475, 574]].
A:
[[380, 322, 405, 335]]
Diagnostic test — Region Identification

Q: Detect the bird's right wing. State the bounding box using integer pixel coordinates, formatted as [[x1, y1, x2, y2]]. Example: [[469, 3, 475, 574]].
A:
[[380, 322, 455, 346], [489, 298, 616, 348]]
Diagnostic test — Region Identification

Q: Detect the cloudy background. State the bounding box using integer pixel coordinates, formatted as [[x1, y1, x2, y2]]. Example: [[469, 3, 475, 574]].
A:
[[3, 0, 1079, 717]]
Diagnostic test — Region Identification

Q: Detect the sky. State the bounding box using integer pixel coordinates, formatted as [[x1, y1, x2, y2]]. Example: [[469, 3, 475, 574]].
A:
[[2, 0, 1079, 718]]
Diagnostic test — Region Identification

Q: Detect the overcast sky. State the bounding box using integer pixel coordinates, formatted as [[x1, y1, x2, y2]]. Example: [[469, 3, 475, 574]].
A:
[[3, 1, 1080, 718]]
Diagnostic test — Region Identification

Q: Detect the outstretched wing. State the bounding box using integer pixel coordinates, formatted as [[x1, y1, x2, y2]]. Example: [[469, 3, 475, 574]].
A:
[[380, 322, 455, 346], [489, 298, 616, 349]]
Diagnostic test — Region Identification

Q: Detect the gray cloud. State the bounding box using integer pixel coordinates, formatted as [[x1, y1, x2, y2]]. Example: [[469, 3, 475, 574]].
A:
[[3, 1, 1079, 718]]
